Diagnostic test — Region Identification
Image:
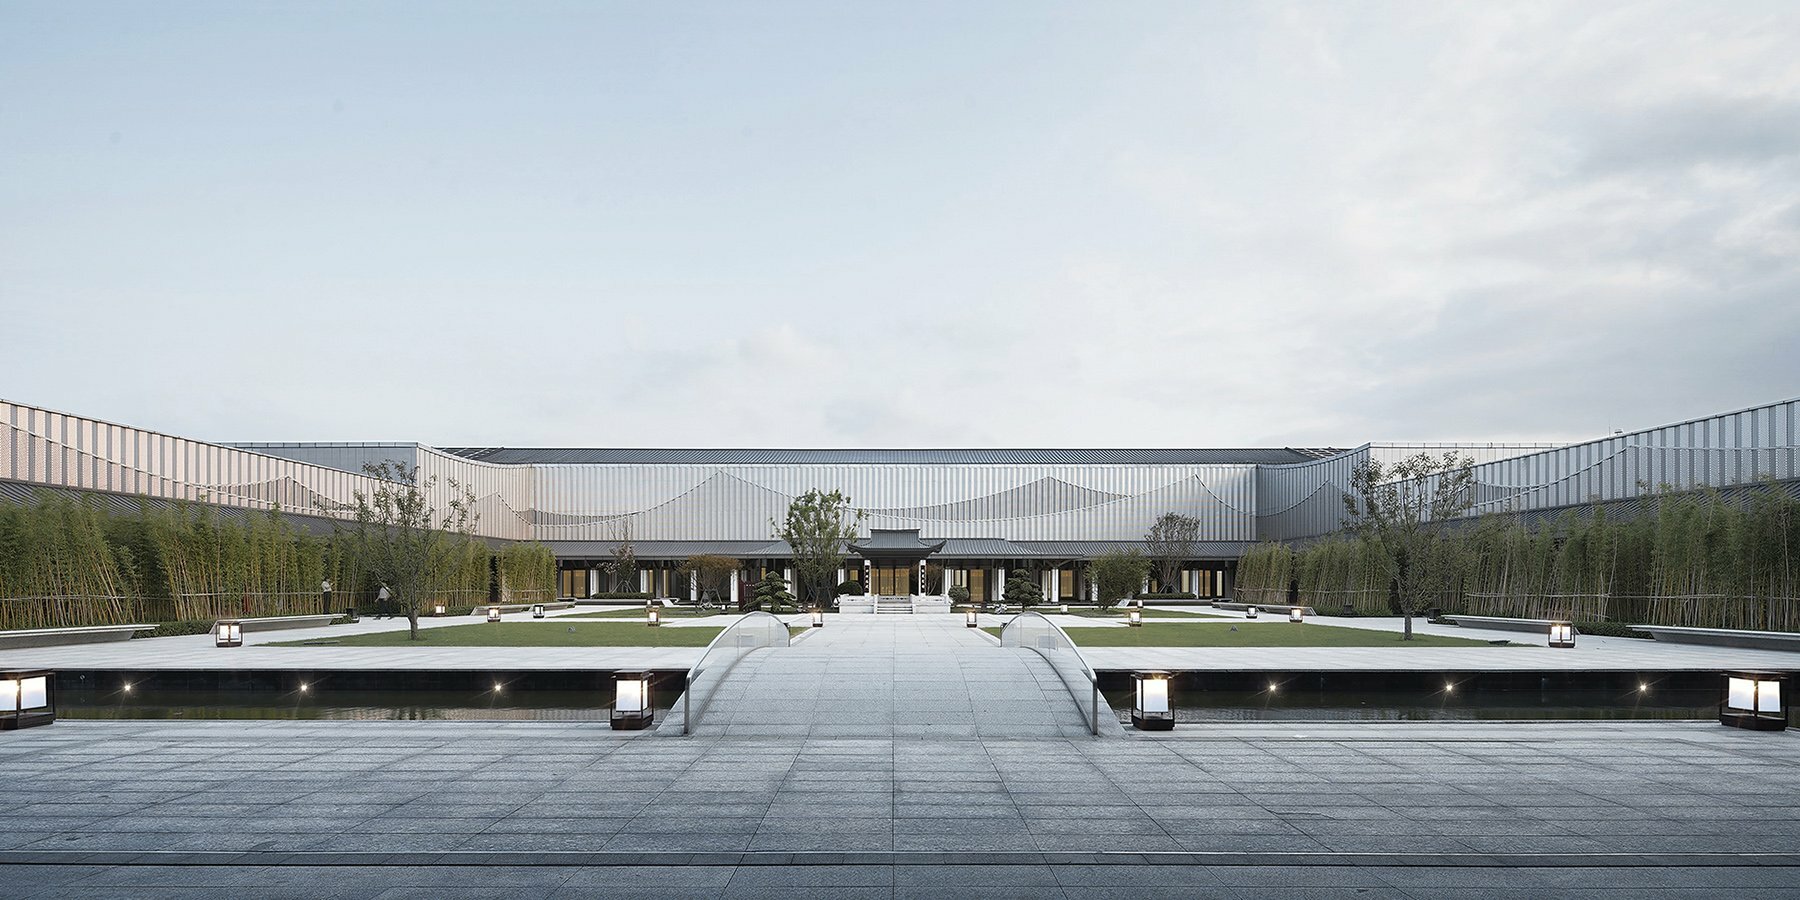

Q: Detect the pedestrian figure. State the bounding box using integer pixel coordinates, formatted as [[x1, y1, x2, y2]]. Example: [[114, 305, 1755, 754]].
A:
[[321, 578, 333, 615], [377, 583, 392, 619]]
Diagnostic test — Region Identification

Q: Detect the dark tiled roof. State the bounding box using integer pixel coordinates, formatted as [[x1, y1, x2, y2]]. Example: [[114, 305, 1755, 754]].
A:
[[437, 447, 1340, 465]]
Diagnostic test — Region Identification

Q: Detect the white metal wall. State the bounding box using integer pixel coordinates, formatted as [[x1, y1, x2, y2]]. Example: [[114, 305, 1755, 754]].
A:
[[2, 403, 534, 539], [1255, 398, 1800, 541], [528, 463, 1257, 542], [9, 396, 1798, 550]]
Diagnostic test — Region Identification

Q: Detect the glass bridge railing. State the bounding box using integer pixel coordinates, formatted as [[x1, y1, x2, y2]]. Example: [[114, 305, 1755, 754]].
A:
[[999, 611, 1102, 736], [679, 611, 790, 735]]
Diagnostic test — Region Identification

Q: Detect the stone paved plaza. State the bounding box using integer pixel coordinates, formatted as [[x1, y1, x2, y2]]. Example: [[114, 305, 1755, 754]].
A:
[[4, 719, 1800, 897]]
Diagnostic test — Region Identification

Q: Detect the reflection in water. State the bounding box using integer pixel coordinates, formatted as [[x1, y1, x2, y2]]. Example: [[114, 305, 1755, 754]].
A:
[[1099, 686, 1719, 722], [59, 689, 677, 722]]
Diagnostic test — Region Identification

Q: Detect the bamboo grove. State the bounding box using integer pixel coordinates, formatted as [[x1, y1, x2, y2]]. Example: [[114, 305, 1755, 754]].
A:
[[0, 493, 557, 630], [1237, 481, 1800, 631]]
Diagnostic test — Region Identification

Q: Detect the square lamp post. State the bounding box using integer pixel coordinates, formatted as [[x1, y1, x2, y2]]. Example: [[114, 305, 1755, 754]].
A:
[[811, 608, 824, 628], [486, 607, 502, 623], [647, 606, 661, 627], [215, 620, 243, 648], [532, 604, 545, 619], [433, 603, 446, 616], [1288, 607, 1305, 624], [1131, 671, 1174, 731], [965, 608, 978, 628], [1127, 607, 1142, 627], [612, 672, 653, 730], [1548, 621, 1576, 648], [0, 670, 55, 730], [1721, 671, 1788, 731], [1245, 606, 1258, 619]]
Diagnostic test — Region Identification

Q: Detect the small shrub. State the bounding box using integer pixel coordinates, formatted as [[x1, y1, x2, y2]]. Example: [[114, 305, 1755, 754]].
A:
[[948, 585, 971, 605], [836, 580, 865, 596]]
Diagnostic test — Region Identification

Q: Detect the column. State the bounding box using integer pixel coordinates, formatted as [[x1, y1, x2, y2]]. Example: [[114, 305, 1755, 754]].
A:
[[689, 571, 698, 604], [587, 569, 598, 598], [917, 560, 927, 597], [996, 567, 1006, 602], [1042, 569, 1054, 603], [729, 570, 740, 608], [863, 560, 872, 594], [640, 570, 650, 595]]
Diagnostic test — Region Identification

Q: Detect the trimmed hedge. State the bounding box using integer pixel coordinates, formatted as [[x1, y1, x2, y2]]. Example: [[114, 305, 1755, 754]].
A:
[[132, 620, 215, 638], [1575, 620, 1655, 640], [587, 592, 653, 600], [1139, 592, 1197, 600]]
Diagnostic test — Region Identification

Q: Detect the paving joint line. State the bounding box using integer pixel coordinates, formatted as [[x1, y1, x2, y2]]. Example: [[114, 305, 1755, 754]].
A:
[[2, 849, 1799, 867]]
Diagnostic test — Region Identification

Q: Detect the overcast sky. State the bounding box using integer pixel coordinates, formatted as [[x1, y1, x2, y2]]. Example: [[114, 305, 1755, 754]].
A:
[[3, 2, 1797, 449]]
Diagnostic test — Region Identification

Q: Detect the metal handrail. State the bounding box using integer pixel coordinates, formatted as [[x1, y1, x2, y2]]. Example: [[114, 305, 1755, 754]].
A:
[[680, 610, 790, 735], [999, 611, 1102, 736]]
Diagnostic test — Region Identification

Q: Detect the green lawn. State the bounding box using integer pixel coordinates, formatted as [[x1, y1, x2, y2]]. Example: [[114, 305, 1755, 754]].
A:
[[984, 621, 1508, 648], [562, 607, 726, 620], [270, 622, 727, 648], [1038, 607, 1214, 619]]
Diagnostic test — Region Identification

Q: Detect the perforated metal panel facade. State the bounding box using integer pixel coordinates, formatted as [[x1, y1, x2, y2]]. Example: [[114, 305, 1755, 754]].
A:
[[7, 396, 1798, 555]]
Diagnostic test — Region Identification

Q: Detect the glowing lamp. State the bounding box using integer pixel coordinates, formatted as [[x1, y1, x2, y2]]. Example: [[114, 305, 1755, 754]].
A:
[[532, 604, 546, 619], [647, 606, 661, 627], [965, 608, 978, 628], [612, 672, 653, 730], [215, 620, 243, 648], [0, 670, 54, 730], [1288, 607, 1305, 623], [1245, 606, 1258, 619], [811, 608, 824, 628], [486, 607, 502, 623], [1131, 672, 1173, 731], [1721, 671, 1788, 731], [1548, 621, 1576, 648]]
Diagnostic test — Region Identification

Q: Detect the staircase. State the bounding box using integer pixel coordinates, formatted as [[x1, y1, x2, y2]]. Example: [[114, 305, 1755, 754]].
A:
[[875, 595, 912, 615]]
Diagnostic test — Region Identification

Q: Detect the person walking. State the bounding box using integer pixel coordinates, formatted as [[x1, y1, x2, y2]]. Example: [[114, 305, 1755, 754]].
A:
[[377, 583, 392, 619]]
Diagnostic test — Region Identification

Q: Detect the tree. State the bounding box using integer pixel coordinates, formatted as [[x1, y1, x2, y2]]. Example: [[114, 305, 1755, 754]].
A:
[[679, 554, 740, 606], [604, 517, 639, 594], [1090, 550, 1150, 610], [1342, 451, 1477, 640], [1145, 512, 1201, 594], [774, 489, 865, 609], [1004, 568, 1043, 607], [922, 562, 945, 596], [349, 461, 478, 641], [753, 570, 795, 612]]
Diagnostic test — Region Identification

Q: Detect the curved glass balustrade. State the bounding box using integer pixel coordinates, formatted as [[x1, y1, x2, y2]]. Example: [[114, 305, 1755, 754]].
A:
[[999, 611, 1102, 736], [678, 611, 791, 735]]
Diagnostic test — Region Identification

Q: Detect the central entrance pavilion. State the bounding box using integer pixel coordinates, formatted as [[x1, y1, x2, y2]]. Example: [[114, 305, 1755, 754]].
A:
[[848, 528, 945, 599]]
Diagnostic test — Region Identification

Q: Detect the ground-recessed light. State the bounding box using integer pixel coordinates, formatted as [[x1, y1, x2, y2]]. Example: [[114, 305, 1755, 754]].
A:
[[1268, 683, 1278, 693], [1639, 683, 1649, 693], [122, 683, 133, 693], [493, 684, 503, 693], [1445, 683, 1455, 693], [299, 683, 310, 693]]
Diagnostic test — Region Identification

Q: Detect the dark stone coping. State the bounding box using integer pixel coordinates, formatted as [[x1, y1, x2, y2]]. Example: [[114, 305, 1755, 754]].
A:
[[3, 850, 1798, 868]]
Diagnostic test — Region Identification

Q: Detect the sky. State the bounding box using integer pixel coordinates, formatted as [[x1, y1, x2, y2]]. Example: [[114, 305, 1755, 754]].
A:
[[3, 1, 1798, 449]]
